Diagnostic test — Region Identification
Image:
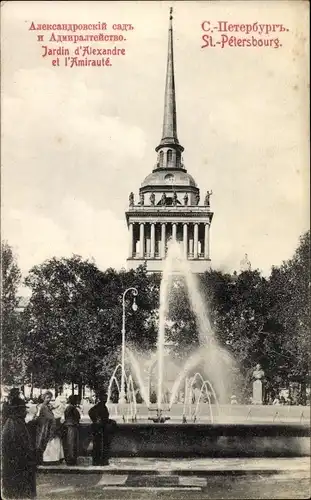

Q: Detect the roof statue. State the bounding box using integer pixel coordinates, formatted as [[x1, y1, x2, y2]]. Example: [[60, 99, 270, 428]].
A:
[[150, 192, 155, 206], [129, 192, 134, 207], [204, 190, 213, 207], [160, 193, 167, 206]]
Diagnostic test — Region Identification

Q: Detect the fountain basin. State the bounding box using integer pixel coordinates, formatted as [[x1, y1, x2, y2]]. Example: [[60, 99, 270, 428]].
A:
[[78, 422, 310, 458]]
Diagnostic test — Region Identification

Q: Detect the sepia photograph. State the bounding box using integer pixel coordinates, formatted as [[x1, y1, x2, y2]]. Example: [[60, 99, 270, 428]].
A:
[[1, 1, 310, 499]]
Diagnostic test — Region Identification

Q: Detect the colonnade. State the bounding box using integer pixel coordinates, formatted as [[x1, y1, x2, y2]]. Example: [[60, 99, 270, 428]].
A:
[[128, 222, 210, 260]]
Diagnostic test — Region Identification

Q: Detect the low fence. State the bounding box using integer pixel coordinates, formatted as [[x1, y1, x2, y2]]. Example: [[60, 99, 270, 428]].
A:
[[77, 422, 310, 458]]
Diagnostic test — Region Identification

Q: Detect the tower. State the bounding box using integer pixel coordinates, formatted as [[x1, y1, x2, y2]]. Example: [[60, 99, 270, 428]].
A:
[[126, 9, 213, 273]]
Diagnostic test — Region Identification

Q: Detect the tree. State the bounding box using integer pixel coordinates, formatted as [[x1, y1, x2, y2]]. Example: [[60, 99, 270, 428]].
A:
[[23, 256, 159, 394], [267, 230, 310, 399], [1, 241, 24, 385], [17, 230, 309, 404], [23, 256, 115, 393]]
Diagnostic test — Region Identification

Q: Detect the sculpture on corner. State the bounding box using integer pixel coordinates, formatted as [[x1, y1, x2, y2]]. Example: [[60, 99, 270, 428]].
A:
[[204, 190, 213, 207], [129, 192, 134, 207], [252, 363, 265, 405]]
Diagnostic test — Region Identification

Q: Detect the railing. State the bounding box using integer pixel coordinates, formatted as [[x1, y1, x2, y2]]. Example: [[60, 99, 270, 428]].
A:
[[130, 252, 207, 260], [130, 252, 161, 259], [127, 205, 211, 212]]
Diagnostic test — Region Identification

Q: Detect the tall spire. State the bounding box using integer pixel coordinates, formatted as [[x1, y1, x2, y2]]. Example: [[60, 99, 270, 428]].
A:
[[157, 7, 182, 149]]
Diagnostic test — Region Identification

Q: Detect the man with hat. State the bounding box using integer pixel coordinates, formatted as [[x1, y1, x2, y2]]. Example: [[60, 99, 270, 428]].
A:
[[2, 390, 37, 499], [88, 390, 116, 466], [2, 388, 22, 425]]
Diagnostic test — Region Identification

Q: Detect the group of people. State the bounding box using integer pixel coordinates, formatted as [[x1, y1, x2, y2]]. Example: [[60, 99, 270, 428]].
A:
[[34, 391, 80, 465], [3, 390, 81, 467], [1, 388, 116, 499]]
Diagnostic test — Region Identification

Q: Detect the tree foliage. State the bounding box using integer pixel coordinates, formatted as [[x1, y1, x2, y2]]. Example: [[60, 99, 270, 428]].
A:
[[267, 230, 310, 385], [1, 241, 24, 384], [23, 256, 158, 392], [4, 229, 307, 400]]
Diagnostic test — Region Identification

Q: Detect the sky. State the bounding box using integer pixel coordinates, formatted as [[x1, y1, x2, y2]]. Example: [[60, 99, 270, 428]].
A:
[[1, 0, 309, 288]]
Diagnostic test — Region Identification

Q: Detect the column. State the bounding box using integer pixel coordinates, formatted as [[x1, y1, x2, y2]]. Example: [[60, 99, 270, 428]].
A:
[[172, 222, 177, 241], [139, 223, 145, 258], [204, 223, 210, 259], [161, 223, 166, 258], [150, 223, 155, 258], [189, 239, 194, 256], [146, 238, 151, 257], [183, 223, 188, 259], [128, 223, 134, 258], [194, 223, 199, 259]]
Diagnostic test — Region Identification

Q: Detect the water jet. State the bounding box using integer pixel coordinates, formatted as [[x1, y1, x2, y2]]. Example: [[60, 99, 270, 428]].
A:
[[108, 241, 231, 423], [100, 241, 309, 460]]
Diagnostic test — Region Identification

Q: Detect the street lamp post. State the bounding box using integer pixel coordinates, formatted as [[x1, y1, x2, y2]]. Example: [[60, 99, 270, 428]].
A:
[[119, 287, 138, 404]]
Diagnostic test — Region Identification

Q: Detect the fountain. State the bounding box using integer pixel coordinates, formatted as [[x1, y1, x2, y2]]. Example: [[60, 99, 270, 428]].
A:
[[148, 408, 171, 423], [77, 240, 309, 459], [107, 364, 139, 422], [107, 240, 238, 423], [183, 373, 219, 423]]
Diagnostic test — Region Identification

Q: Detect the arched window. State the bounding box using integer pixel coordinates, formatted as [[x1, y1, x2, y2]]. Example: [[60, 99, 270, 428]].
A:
[[167, 149, 173, 164], [159, 151, 164, 167]]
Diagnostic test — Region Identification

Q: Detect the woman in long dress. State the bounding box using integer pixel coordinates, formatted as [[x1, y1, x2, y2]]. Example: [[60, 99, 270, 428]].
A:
[[63, 395, 80, 465], [53, 394, 67, 425], [2, 396, 37, 499], [35, 391, 64, 465]]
